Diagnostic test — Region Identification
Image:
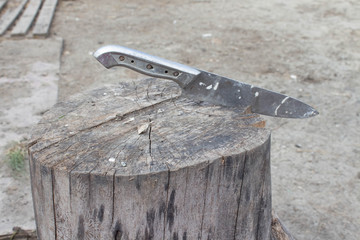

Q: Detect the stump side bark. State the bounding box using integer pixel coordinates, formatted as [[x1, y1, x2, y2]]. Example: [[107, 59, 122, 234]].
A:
[[29, 78, 271, 240]]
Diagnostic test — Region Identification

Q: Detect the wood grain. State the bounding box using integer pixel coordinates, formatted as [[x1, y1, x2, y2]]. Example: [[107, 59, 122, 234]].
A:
[[29, 78, 272, 239]]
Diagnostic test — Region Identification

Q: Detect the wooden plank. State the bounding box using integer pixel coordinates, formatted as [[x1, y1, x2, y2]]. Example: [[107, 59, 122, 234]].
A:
[[0, 0, 28, 36], [11, 0, 42, 36], [32, 0, 57, 36], [0, 0, 8, 12]]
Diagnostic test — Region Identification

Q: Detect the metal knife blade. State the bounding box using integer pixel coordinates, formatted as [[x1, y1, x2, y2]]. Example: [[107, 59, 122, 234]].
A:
[[94, 45, 319, 119]]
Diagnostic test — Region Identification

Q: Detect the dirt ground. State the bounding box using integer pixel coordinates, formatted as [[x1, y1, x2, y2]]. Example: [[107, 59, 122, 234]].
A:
[[1, 0, 359, 239], [0, 38, 63, 233]]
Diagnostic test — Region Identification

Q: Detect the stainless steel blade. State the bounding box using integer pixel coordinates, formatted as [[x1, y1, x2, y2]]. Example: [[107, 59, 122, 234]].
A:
[[94, 45, 319, 118], [183, 71, 319, 118]]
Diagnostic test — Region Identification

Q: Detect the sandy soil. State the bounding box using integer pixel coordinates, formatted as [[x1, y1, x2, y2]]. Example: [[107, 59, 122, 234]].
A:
[[1, 0, 359, 239], [0, 38, 63, 233]]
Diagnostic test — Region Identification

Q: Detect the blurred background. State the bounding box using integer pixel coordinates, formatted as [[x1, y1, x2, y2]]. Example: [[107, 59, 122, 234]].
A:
[[0, 0, 359, 239]]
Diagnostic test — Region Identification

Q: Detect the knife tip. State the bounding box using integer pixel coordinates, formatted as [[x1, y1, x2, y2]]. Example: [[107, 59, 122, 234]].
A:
[[304, 108, 319, 118]]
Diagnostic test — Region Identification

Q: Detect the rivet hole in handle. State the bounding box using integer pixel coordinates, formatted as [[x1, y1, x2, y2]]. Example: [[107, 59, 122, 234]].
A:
[[113, 53, 182, 81], [94, 45, 201, 88]]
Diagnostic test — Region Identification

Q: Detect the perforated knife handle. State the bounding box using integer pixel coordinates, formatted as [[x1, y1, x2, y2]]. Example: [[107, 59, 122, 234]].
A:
[[94, 45, 201, 88]]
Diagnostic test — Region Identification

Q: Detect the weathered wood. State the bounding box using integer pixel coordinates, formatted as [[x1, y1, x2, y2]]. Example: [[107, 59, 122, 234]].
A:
[[29, 78, 274, 239], [0, 0, 28, 36], [32, 0, 57, 36], [0, 213, 294, 240], [11, 0, 42, 36], [0, 0, 8, 12], [271, 211, 297, 240]]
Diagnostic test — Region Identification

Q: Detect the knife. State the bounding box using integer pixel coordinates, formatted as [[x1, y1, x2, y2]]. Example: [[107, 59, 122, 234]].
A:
[[94, 45, 318, 118]]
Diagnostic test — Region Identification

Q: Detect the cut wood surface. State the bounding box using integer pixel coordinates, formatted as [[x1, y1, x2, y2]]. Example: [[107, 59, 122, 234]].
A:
[[29, 78, 273, 239], [0, 0, 28, 36], [0, 0, 8, 12], [33, 0, 57, 36], [11, 0, 42, 36]]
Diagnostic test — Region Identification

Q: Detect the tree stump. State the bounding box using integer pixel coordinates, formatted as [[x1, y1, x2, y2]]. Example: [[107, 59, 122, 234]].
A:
[[28, 78, 273, 240]]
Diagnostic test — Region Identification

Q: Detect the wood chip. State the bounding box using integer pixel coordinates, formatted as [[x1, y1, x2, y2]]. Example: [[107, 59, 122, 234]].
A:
[[137, 123, 149, 134]]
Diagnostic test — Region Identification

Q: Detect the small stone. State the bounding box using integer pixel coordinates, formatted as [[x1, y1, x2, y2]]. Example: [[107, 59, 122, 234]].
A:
[[202, 33, 212, 38]]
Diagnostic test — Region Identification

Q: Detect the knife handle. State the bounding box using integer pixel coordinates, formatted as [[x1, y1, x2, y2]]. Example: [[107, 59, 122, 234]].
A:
[[94, 45, 201, 88]]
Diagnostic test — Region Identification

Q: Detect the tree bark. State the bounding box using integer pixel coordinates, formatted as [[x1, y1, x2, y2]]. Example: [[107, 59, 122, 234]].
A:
[[29, 78, 273, 239]]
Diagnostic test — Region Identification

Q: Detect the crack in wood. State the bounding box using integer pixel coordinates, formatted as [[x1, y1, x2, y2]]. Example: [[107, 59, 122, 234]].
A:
[[183, 168, 189, 207], [51, 168, 58, 240], [69, 171, 72, 206], [256, 140, 271, 240], [148, 119, 155, 172], [28, 139, 38, 148], [111, 171, 116, 226], [66, 150, 103, 208], [255, 183, 266, 240], [233, 153, 247, 240], [148, 118, 152, 156], [199, 162, 210, 239], [162, 166, 171, 240], [30, 96, 180, 156]]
